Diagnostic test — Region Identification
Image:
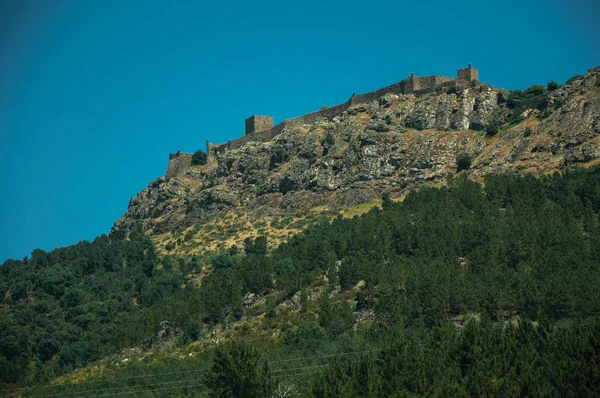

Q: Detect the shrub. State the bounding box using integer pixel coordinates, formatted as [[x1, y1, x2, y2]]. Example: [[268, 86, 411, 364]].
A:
[[211, 253, 236, 269], [300, 288, 308, 313], [565, 75, 583, 85], [184, 320, 201, 341], [284, 322, 326, 350], [538, 109, 551, 120], [524, 127, 532, 137], [322, 301, 354, 337], [547, 81, 560, 91], [374, 123, 390, 132], [321, 132, 335, 146], [506, 90, 524, 108], [536, 97, 549, 112], [253, 221, 267, 229], [58, 341, 97, 367], [184, 230, 196, 242], [191, 150, 208, 166], [456, 153, 472, 172], [506, 106, 525, 126], [270, 218, 286, 229], [382, 192, 393, 211], [244, 236, 267, 256], [523, 85, 545, 98], [339, 257, 360, 290], [385, 115, 393, 125], [446, 86, 457, 94], [485, 119, 501, 137], [165, 242, 176, 251], [356, 291, 374, 310], [266, 296, 276, 319], [320, 105, 329, 110]]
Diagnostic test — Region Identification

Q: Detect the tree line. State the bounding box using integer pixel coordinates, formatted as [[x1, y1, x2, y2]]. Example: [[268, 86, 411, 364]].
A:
[[2, 166, 600, 394]]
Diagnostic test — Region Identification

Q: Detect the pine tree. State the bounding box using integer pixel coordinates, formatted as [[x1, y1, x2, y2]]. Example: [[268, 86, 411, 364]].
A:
[[204, 341, 273, 398]]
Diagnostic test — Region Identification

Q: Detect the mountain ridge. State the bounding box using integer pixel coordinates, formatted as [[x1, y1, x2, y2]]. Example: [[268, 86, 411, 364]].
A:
[[112, 66, 600, 250]]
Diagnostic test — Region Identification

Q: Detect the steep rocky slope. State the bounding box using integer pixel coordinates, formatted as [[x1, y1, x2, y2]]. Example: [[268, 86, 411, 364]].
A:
[[113, 68, 600, 242]]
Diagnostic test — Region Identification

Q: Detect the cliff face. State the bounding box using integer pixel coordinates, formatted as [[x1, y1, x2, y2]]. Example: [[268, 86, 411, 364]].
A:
[[113, 68, 600, 236]]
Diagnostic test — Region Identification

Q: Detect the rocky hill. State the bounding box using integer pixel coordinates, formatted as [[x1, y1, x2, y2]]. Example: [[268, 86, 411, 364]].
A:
[[113, 67, 600, 243], [4, 66, 600, 397]]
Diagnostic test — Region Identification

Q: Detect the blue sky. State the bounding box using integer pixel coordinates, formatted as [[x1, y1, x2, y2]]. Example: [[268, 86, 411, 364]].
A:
[[1, 0, 599, 262]]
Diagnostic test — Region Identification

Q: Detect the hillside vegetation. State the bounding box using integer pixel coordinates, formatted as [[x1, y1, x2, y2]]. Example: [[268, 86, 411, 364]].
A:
[[2, 166, 600, 396]]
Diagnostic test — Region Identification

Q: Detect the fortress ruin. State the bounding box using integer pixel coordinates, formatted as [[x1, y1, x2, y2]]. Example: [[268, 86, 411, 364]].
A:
[[167, 65, 479, 178], [245, 115, 274, 135], [166, 150, 193, 179]]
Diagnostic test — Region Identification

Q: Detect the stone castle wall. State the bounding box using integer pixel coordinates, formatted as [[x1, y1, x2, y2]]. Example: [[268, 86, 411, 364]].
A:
[[212, 74, 463, 153], [168, 70, 477, 176], [512, 95, 547, 109], [434, 76, 455, 86], [166, 152, 193, 179], [192, 66, 480, 168]]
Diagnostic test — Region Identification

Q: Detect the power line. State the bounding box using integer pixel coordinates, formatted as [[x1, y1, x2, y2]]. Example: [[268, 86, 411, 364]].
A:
[[269, 348, 382, 365], [272, 354, 376, 374], [277, 370, 325, 378], [29, 368, 323, 397], [29, 362, 343, 396], [1, 369, 204, 393], [270, 344, 427, 366], [272, 364, 328, 374], [270, 345, 429, 377], [273, 361, 364, 377], [31, 368, 329, 397], [10, 349, 378, 394], [91, 382, 206, 398], [29, 378, 201, 398], [26, 360, 355, 396], [13, 321, 598, 395], [27, 359, 365, 396], [2, 348, 404, 394]]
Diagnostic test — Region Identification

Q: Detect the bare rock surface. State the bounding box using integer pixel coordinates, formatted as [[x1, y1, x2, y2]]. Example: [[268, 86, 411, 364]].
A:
[[112, 69, 600, 236]]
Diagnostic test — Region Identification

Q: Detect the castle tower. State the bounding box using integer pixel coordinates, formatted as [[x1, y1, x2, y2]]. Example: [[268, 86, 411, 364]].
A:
[[166, 151, 192, 179], [401, 72, 419, 94], [457, 64, 478, 83], [245, 115, 274, 135], [409, 72, 421, 91]]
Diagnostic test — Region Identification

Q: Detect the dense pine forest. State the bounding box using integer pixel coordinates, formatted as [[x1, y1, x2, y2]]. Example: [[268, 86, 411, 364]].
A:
[[2, 167, 600, 396]]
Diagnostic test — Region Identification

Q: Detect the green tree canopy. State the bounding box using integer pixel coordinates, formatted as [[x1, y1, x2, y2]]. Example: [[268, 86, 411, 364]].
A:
[[204, 341, 273, 398], [191, 150, 208, 166], [456, 153, 472, 172]]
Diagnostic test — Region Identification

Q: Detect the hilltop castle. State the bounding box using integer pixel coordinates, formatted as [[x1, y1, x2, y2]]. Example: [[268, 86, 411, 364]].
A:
[[166, 65, 479, 179], [238, 65, 478, 137]]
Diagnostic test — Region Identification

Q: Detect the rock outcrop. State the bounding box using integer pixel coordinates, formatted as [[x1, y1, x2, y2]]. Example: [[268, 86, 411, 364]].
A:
[[112, 68, 600, 236]]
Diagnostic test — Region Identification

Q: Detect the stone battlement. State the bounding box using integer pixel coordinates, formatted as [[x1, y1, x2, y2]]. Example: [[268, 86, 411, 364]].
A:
[[166, 150, 193, 179], [208, 65, 478, 154], [169, 149, 190, 160], [167, 65, 479, 178]]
